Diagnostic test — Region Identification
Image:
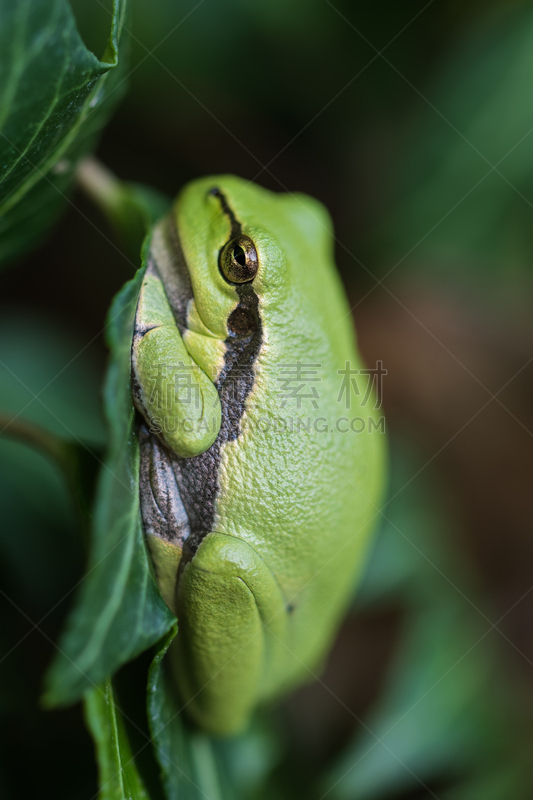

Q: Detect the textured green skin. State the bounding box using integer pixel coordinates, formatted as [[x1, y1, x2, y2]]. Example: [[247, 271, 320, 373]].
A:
[[133, 176, 386, 736], [132, 270, 221, 456]]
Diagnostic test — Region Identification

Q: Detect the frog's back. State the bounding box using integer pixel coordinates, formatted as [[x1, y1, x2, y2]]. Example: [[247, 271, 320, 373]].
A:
[[211, 190, 386, 694]]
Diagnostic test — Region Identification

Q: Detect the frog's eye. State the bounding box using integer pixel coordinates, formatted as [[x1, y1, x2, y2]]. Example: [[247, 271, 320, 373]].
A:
[[219, 236, 258, 284]]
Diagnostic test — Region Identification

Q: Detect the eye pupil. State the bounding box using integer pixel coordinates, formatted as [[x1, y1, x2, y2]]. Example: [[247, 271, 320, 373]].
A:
[[233, 244, 246, 267]]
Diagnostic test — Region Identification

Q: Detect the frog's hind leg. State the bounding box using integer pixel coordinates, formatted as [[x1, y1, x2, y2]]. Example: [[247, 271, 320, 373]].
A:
[[171, 532, 290, 736]]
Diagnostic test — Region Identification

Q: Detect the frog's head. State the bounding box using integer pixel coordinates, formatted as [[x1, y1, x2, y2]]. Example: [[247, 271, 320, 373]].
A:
[[172, 174, 335, 343]]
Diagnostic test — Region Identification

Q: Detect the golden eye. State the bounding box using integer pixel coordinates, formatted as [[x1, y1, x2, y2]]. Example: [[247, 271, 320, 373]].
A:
[[219, 235, 258, 283]]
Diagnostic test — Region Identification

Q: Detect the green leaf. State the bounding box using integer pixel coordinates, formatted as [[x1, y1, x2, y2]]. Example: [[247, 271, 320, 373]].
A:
[[147, 627, 226, 800], [84, 680, 150, 800], [0, 0, 128, 267], [147, 628, 283, 800], [44, 259, 175, 707]]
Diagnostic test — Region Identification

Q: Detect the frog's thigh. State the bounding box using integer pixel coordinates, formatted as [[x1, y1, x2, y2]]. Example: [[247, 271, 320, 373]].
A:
[[172, 532, 288, 737]]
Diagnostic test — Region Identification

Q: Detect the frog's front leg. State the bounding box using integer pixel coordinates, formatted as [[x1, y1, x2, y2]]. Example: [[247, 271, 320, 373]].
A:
[[172, 532, 290, 737], [132, 264, 223, 611], [131, 264, 221, 458]]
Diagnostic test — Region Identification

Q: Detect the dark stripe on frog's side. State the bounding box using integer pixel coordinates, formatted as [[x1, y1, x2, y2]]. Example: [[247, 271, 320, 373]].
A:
[[136, 192, 263, 557], [170, 280, 261, 555]]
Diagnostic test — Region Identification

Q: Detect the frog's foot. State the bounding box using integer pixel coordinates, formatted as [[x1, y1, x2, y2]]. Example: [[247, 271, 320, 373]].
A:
[[138, 423, 189, 614]]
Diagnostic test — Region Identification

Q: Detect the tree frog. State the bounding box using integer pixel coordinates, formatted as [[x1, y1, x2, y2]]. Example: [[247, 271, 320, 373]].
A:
[[131, 175, 386, 736]]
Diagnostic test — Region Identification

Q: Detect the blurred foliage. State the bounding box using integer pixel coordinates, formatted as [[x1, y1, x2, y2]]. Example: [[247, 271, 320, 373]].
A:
[[1, 1, 533, 799], [0, 315, 107, 799], [84, 680, 150, 800], [0, 313, 106, 446], [324, 443, 531, 800], [378, 1, 533, 298]]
